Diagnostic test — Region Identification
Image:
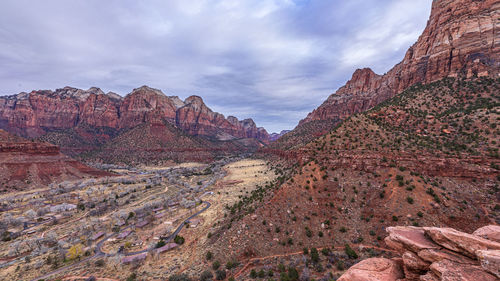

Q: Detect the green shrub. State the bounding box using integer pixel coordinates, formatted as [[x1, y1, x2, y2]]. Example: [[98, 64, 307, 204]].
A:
[[174, 235, 185, 245], [200, 270, 213, 281], [215, 269, 226, 280], [212, 260, 220, 270], [310, 247, 319, 263], [345, 244, 358, 259]]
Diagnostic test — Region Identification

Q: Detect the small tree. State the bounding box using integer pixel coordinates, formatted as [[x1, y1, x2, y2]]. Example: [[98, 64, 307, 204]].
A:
[[310, 247, 319, 263], [155, 240, 166, 248], [287, 267, 299, 281], [174, 235, 185, 245], [66, 243, 84, 260]]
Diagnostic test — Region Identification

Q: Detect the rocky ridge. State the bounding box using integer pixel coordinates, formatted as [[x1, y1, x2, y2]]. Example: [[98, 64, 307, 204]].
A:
[[339, 225, 500, 281], [274, 0, 499, 149], [0, 129, 110, 192], [0, 85, 268, 142]]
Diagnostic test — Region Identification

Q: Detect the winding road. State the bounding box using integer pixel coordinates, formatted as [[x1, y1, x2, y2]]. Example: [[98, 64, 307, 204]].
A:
[[30, 201, 211, 281]]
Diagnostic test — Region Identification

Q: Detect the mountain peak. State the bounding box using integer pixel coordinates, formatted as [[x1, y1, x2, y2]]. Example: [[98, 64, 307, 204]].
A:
[[184, 95, 204, 105], [130, 85, 166, 97]]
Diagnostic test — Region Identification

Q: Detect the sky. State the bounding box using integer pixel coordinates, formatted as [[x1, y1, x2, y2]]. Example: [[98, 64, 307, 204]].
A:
[[0, 0, 432, 133]]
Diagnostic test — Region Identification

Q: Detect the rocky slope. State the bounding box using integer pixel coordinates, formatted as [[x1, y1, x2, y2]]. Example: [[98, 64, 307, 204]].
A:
[[82, 121, 264, 165], [273, 0, 499, 149], [339, 225, 500, 280], [0, 86, 268, 142], [214, 77, 499, 268], [0, 129, 110, 192]]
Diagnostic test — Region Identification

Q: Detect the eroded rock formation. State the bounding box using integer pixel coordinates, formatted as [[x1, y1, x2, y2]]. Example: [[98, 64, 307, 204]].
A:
[[0, 129, 110, 191], [339, 225, 500, 280], [0, 85, 268, 142], [300, 0, 499, 126]]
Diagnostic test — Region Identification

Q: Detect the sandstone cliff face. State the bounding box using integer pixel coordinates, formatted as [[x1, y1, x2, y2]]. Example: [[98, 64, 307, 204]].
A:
[[118, 86, 178, 128], [0, 86, 269, 142], [176, 96, 269, 141], [301, 0, 499, 125], [0, 87, 122, 138]]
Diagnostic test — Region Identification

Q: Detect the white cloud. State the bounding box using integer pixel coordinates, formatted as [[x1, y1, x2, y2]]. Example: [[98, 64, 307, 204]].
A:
[[0, 0, 432, 133]]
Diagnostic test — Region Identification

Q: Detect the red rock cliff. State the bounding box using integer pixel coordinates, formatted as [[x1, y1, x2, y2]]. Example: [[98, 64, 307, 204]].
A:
[[301, 0, 499, 125], [176, 96, 269, 141], [0, 86, 269, 142], [0, 129, 111, 190]]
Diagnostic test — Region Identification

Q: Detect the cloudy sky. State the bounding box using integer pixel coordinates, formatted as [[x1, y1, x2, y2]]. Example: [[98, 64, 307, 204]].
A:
[[0, 0, 431, 133]]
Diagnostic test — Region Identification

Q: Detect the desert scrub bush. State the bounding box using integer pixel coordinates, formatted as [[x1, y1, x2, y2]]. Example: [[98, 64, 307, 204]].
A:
[[174, 235, 185, 245], [344, 244, 358, 259], [212, 260, 220, 270], [310, 247, 319, 263], [168, 274, 191, 281], [200, 270, 213, 281], [206, 251, 213, 260]]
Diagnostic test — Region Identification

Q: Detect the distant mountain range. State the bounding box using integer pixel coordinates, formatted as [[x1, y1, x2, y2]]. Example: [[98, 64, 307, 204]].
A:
[[0, 86, 269, 163], [269, 130, 291, 142]]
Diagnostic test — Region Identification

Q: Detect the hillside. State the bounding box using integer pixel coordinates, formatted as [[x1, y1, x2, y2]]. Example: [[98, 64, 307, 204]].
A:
[[211, 77, 499, 267], [0, 129, 110, 192], [80, 122, 264, 165]]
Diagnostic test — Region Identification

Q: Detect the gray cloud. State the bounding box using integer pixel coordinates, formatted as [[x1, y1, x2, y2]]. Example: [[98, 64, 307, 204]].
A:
[[0, 0, 431, 132]]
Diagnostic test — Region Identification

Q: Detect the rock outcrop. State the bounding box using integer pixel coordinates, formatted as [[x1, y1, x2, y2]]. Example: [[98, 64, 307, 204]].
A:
[[300, 0, 499, 127], [0, 129, 110, 191], [0, 86, 269, 142], [337, 258, 405, 281], [339, 225, 500, 280], [176, 96, 268, 141], [118, 86, 178, 128]]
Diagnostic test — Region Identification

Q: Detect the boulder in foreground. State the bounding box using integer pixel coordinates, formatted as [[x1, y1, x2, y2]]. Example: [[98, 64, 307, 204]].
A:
[[339, 225, 500, 280]]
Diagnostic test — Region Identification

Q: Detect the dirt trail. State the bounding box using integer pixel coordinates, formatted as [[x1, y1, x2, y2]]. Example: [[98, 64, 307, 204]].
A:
[[233, 244, 395, 278]]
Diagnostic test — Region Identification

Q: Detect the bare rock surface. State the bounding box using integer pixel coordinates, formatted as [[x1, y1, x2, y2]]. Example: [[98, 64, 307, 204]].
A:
[[386, 226, 440, 252], [423, 227, 500, 258], [429, 259, 497, 281], [476, 250, 500, 278], [339, 225, 500, 281], [473, 225, 500, 243], [337, 258, 404, 281]]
